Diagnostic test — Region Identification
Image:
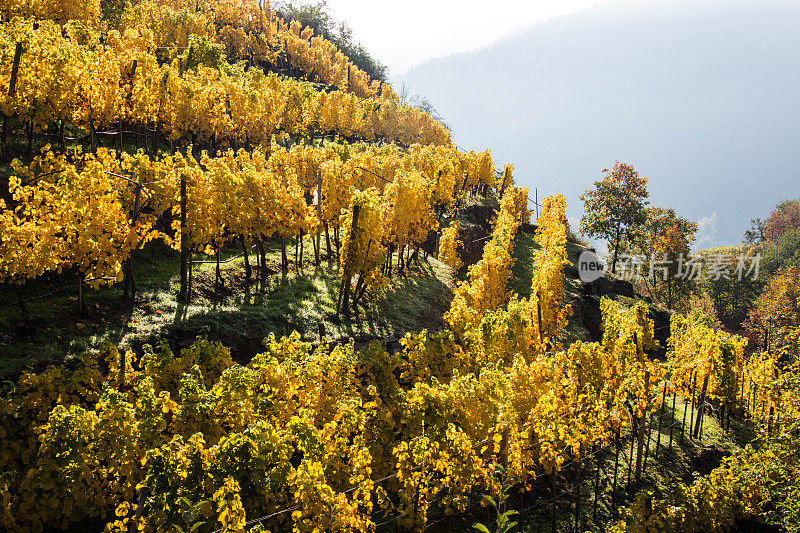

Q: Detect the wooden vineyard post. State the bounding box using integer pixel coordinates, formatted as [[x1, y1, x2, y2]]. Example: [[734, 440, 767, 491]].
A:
[[130, 60, 137, 150], [280, 236, 288, 276], [215, 246, 222, 289], [655, 382, 667, 457], [324, 221, 333, 267], [1, 42, 23, 162], [627, 420, 635, 486], [179, 173, 189, 302], [574, 451, 583, 532], [123, 184, 142, 301], [334, 226, 340, 265], [257, 240, 266, 282], [699, 399, 707, 440], [188, 250, 193, 301], [739, 372, 746, 420], [643, 405, 654, 473], [745, 380, 751, 427], [300, 233, 305, 269], [635, 370, 650, 482], [692, 373, 710, 439], [550, 470, 558, 533], [315, 172, 322, 266], [688, 372, 697, 440], [128, 486, 150, 533], [592, 443, 601, 525], [668, 388, 677, 450], [77, 273, 85, 317], [743, 380, 750, 426], [611, 428, 620, 515], [500, 427, 509, 470], [311, 229, 319, 267], [294, 235, 300, 272], [337, 204, 360, 317], [15, 285, 31, 329], [241, 236, 252, 281], [681, 388, 689, 443]]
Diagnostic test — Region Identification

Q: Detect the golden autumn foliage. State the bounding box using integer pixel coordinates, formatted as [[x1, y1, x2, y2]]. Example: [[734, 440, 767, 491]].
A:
[[579, 161, 649, 273], [445, 188, 525, 335], [527, 193, 571, 352], [4, 2, 795, 531], [0, 16, 448, 148], [438, 221, 462, 270]]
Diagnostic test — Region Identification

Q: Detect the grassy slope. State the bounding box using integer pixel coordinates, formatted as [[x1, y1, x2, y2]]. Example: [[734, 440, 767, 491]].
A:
[[0, 241, 458, 377]]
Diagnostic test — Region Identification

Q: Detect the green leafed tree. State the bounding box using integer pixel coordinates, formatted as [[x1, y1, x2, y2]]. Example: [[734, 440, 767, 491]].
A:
[[579, 161, 649, 273]]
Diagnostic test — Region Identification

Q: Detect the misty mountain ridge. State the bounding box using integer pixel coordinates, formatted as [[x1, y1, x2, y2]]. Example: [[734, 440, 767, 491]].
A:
[[396, 0, 800, 249]]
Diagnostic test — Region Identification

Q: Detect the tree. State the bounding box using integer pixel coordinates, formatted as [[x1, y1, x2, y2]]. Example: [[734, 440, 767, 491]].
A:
[[743, 266, 800, 353], [637, 207, 698, 310], [703, 254, 763, 330], [274, 0, 388, 82], [742, 197, 800, 275], [763, 199, 800, 242], [579, 162, 649, 273], [743, 217, 765, 244]]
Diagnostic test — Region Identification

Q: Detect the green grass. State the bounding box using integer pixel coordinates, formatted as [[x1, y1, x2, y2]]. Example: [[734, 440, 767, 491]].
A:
[[508, 231, 539, 299], [453, 195, 501, 226], [507, 232, 595, 343], [376, 255, 458, 334], [0, 240, 458, 377]]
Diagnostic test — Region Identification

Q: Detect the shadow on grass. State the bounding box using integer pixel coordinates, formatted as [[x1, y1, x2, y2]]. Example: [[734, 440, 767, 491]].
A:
[[1, 243, 459, 375], [508, 232, 540, 299], [377, 265, 453, 334], [148, 269, 338, 361]]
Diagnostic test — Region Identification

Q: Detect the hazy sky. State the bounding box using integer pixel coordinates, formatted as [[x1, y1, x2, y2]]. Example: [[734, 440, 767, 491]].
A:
[[321, 0, 604, 74]]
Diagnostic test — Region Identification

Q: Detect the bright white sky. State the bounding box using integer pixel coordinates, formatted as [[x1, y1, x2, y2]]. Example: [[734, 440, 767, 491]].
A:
[[322, 0, 605, 74]]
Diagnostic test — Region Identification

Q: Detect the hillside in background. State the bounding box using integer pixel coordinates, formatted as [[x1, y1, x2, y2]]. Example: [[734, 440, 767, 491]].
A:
[[397, 0, 800, 247]]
